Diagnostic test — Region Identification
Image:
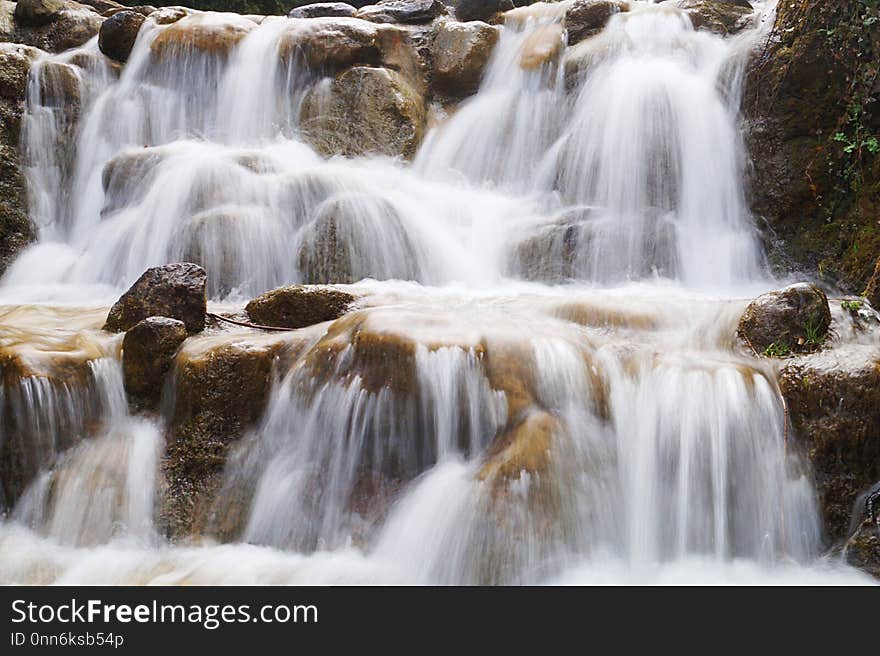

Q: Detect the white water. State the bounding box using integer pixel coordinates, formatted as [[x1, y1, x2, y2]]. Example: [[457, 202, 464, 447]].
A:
[[0, 1, 874, 584]]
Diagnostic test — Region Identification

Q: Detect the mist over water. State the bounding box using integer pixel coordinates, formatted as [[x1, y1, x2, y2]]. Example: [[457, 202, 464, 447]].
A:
[[0, 1, 873, 584]]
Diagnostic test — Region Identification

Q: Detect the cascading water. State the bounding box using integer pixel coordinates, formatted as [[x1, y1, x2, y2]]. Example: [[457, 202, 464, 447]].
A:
[[0, 1, 875, 584]]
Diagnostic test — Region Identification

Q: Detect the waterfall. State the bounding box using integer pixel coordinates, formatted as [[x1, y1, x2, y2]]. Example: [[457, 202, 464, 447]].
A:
[[0, 1, 873, 584]]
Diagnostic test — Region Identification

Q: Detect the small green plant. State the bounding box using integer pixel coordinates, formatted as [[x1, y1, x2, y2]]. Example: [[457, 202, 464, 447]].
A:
[[763, 342, 791, 358], [841, 299, 864, 312], [803, 318, 827, 347]]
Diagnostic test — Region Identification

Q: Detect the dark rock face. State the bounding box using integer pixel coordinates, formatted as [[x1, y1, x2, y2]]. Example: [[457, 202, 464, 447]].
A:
[[122, 316, 188, 409], [737, 283, 831, 354], [98, 9, 144, 62], [431, 19, 499, 97], [564, 0, 624, 47], [844, 481, 880, 578], [865, 258, 880, 310], [103, 263, 207, 334], [780, 349, 880, 544], [246, 285, 356, 329], [743, 1, 880, 294], [288, 2, 358, 18], [0, 43, 38, 275], [453, 0, 512, 23], [357, 0, 445, 24]]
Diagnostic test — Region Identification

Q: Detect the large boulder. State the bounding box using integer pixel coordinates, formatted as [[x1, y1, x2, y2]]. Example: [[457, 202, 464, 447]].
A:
[[98, 9, 144, 62], [288, 2, 358, 18], [245, 285, 357, 329], [300, 65, 426, 159], [780, 347, 880, 545], [564, 0, 626, 47], [103, 263, 208, 334], [122, 316, 188, 409], [0, 43, 39, 274], [356, 0, 445, 24], [431, 19, 499, 97], [737, 283, 831, 355], [453, 0, 512, 23]]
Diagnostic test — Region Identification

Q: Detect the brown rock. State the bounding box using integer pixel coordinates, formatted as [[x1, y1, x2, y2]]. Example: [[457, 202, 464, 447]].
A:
[[103, 263, 207, 334], [150, 12, 255, 59], [431, 19, 499, 97], [356, 0, 445, 24], [246, 285, 357, 329], [14, 0, 70, 27], [277, 17, 382, 73], [300, 65, 426, 159], [98, 9, 144, 62], [122, 316, 187, 409], [780, 347, 880, 543], [676, 0, 752, 36], [737, 283, 831, 355], [564, 0, 626, 47], [519, 22, 564, 71]]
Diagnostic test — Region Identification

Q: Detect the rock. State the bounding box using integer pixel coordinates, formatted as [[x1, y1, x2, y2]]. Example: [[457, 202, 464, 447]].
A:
[[296, 192, 425, 283], [3, 1, 103, 54], [0, 306, 111, 510], [431, 19, 499, 97], [34, 60, 82, 112], [98, 10, 144, 62], [675, 0, 752, 36], [737, 283, 831, 355], [148, 5, 189, 25], [288, 2, 358, 19], [845, 517, 880, 579], [161, 330, 306, 539], [289, 0, 372, 8], [0, 43, 39, 275], [245, 285, 357, 329], [780, 346, 880, 544], [76, 0, 122, 13], [453, 0, 512, 23], [150, 12, 255, 59], [277, 17, 382, 73], [564, 0, 625, 47], [865, 258, 880, 310], [519, 21, 563, 70], [13, 0, 69, 27], [300, 65, 426, 159], [122, 316, 187, 409], [742, 1, 880, 294], [356, 0, 445, 24], [478, 410, 557, 489], [100, 146, 165, 214], [103, 263, 207, 334]]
